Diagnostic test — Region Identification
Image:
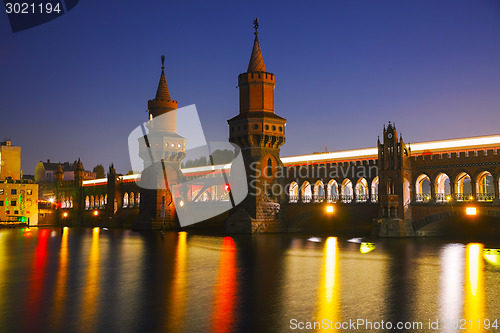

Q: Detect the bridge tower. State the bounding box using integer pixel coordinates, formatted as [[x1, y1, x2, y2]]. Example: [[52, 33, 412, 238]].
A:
[[133, 56, 186, 230], [376, 122, 415, 236], [225, 19, 287, 233]]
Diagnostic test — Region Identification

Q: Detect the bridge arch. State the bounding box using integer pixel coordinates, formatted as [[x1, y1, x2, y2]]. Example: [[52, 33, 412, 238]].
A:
[[434, 172, 451, 203], [327, 179, 339, 202], [90, 195, 95, 209], [476, 170, 494, 201], [355, 178, 369, 202], [130, 192, 135, 207], [313, 180, 325, 202], [454, 171, 472, 201], [85, 196, 89, 210], [289, 181, 298, 203], [123, 192, 129, 208], [371, 177, 379, 202], [301, 181, 312, 203], [341, 179, 353, 203], [415, 173, 431, 202]]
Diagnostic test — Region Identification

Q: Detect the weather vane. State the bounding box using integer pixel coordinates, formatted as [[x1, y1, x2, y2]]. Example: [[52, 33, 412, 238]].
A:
[[161, 55, 165, 69], [253, 17, 259, 35]]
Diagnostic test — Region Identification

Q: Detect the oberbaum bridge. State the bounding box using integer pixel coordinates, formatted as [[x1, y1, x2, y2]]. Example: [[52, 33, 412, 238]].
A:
[[52, 23, 500, 237]]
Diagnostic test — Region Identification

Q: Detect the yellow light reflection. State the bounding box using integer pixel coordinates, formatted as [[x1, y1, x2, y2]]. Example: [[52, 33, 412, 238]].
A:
[[440, 244, 464, 326], [464, 243, 485, 333], [51, 228, 69, 330], [212, 237, 237, 333], [316, 237, 340, 332], [166, 231, 187, 332], [0, 233, 7, 325], [359, 242, 376, 254], [326, 205, 334, 213], [483, 249, 500, 267], [79, 228, 100, 330]]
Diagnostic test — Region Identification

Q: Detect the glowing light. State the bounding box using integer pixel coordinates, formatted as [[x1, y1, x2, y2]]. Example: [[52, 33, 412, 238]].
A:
[[224, 184, 230, 192], [62, 212, 68, 218], [93, 227, 99, 233], [326, 205, 334, 213], [446, 196, 451, 201], [466, 207, 477, 216], [63, 226, 68, 231], [483, 249, 500, 267], [93, 210, 98, 216], [308, 237, 322, 242], [360, 242, 376, 254], [48, 198, 55, 203]]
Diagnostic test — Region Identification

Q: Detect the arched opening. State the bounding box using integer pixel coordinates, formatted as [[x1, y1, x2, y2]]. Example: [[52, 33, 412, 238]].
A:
[[69, 197, 73, 208], [371, 177, 379, 202], [327, 179, 338, 202], [301, 181, 312, 203], [85, 196, 90, 210], [476, 171, 494, 201], [355, 178, 369, 202], [341, 179, 353, 203], [90, 195, 94, 209], [434, 173, 451, 203], [104, 194, 107, 205], [289, 181, 298, 203], [313, 180, 325, 202], [455, 172, 472, 201], [61, 197, 67, 209], [100, 195, 104, 208], [123, 192, 129, 208], [266, 158, 273, 177], [415, 174, 431, 202], [136, 193, 140, 205], [130, 192, 135, 207]]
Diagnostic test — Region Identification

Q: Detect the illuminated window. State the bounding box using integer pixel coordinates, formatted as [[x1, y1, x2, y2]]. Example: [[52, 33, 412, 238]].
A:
[[27, 189, 32, 195], [0, 189, 4, 195]]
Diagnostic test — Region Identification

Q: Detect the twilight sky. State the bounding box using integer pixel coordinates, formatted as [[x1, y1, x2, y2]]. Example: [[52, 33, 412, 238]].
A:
[[1, 0, 500, 175]]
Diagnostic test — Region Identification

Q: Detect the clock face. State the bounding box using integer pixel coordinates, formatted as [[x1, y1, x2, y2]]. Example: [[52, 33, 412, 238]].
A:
[[388, 133, 393, 139]]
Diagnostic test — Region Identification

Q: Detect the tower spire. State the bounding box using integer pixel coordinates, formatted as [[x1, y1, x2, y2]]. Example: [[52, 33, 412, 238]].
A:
[[155, 55, 171, 100], [247, 18, 266, 72]]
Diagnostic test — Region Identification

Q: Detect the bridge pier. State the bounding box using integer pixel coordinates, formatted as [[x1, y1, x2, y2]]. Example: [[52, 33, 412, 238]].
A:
[[374, 218, 415, 237]]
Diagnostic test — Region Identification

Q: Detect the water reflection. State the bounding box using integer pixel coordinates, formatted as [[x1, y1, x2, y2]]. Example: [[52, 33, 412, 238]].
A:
[[79, 227, 100, 331], [440, 243, 464, 329], [51, 227, 69, 331], [212, 237, 237, 333], [316, 237, 339, 332], [464, 243, 485, 333], [165, 231, 188, 332]]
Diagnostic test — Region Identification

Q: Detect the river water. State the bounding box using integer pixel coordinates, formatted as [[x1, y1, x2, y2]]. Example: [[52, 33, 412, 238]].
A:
[[0, 227, 499, 332]]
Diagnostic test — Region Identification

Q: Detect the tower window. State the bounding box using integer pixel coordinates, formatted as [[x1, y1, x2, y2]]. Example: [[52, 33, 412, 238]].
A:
[[278, 126, 283, 132], [267, 158, 273, 177], [265, 125, 269, 130], [272, 125, 276, 131], [252, 124, 258, 130]]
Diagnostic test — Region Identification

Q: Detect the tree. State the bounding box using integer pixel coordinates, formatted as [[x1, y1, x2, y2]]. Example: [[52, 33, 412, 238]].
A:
[[93, 164, 105, 178]]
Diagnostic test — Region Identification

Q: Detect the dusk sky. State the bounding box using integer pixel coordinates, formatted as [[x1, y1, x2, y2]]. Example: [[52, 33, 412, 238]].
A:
[[1, 0, 500, 175]]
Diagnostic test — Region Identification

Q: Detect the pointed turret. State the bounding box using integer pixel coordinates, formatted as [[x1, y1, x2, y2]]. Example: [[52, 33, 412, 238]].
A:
[[248, 34, 266, 72], [148, 55, 178, 120], [155, 55, 171, 99]]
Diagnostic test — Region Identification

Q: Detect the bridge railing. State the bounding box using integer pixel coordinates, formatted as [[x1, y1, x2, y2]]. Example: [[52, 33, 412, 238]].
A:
[[454, 194, 474, 202], [371, 194, 378, 203], [340, 195, 353, 203], [477, 193, 495, 202], [416, 194, 431, 202], [356, 194, 368, 203], [326, 195, 338, 203], [313, 195, 325, 203], [289, 195, 299, 203]]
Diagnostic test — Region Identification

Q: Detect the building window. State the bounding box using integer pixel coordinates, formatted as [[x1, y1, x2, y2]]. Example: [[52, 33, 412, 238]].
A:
[[0, 201, 3, 206], [11, 189, 17, 195], [265, 125, 269, 130], [0, 189, 4, 195], [11, 200, 16, 206], [14, 210, 18, 215], [252, 124, 258, 130], [267, 158, 273, 177], [27, 189, 32, 195], [272, 125, 276, 131], [278, 126, 283, 132]]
